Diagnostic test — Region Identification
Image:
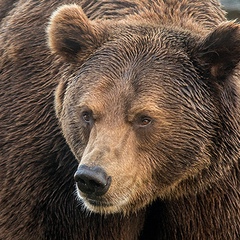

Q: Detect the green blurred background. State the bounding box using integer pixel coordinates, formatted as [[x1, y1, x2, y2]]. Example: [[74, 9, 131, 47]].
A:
[[220, 0, 240, 19]]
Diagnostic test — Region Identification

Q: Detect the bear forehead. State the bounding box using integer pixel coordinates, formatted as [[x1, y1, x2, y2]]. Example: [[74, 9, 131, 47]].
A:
[[67, 70, 186, 125], [65, 25, 199, 117], [76, 25, 196, 86], [70, 75, 165, 113], [95, 25, 193, 64]]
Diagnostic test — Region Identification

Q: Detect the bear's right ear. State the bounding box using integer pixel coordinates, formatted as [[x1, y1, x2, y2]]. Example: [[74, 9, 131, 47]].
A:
[[47, 4, 108, 62]]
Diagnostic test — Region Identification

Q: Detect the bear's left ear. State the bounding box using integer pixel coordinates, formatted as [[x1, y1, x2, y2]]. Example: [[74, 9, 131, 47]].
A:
[[47, 4, 109, 62], [195, 22, 240, 80]]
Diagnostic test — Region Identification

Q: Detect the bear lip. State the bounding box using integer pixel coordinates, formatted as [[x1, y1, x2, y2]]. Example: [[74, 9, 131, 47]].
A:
[[87, 198, 113, 207]]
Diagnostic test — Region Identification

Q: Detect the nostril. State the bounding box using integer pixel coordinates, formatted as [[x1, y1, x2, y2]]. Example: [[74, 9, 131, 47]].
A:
[[89, 179, 101, 188], [78, 178, 87, 186], [74, 165, 111, 196]]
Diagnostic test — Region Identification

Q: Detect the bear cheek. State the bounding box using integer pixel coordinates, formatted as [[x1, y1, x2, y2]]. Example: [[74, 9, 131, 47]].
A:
[[59, 110, 87, 159]]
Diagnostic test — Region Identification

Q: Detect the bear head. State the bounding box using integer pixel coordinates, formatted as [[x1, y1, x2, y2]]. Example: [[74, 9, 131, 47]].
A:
[[47, 4, 240, 215]]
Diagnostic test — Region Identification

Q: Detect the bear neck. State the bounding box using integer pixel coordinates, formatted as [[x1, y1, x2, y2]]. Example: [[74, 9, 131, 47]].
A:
[[142, 166, 240, 239]]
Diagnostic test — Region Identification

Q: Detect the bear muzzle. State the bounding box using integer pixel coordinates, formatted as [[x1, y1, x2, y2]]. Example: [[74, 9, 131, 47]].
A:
[[74, 165, 112, 197]]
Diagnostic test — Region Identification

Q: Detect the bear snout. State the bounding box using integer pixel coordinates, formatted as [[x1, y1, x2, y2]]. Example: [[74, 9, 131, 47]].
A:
[[74, 165, 112, 196]]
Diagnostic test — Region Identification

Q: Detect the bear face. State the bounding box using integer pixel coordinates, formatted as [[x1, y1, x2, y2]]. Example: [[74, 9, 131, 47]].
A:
[[48, 4, 240, 215]]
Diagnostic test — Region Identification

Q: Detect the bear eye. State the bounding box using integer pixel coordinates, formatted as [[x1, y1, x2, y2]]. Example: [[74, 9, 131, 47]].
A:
[[138, 115, 152, 127], [82, 111, 92, 124]]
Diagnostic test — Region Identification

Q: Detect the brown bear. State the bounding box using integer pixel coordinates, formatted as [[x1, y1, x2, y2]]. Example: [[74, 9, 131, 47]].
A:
[[1, 1, 240, 240], [0, 1, 146, 240], [47, 0, 240, 239]]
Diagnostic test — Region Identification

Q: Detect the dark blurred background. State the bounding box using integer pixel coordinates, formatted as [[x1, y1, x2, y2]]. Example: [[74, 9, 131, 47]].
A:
[[220, 0, 240, 19]]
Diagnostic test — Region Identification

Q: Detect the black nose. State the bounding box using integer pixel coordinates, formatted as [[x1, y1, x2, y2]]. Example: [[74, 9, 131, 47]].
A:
[[74, 165, 111, 196]]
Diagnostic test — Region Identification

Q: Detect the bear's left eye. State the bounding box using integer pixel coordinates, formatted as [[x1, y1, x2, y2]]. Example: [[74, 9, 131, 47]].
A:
[[137, 115, 153, 127]]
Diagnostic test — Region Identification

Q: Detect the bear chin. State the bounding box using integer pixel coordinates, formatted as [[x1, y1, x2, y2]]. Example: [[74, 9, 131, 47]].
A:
[[82, 201, 126, 215], [77, 193, 131, 215], [79, 197, 130, 215], [75, 187, 146, 215]]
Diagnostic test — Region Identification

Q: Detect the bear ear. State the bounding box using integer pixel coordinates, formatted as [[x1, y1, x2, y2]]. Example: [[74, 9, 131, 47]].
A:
[[195, 22, 240, 80], [47, 4, 107, 62]]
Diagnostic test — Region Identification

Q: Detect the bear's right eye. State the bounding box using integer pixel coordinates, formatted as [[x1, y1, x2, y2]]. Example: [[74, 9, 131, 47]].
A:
[[82, 111, 93, 124]]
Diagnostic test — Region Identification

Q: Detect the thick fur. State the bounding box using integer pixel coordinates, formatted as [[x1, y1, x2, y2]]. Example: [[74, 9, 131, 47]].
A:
[[0, 1, 146, 240], [1, 1, 240, 240]]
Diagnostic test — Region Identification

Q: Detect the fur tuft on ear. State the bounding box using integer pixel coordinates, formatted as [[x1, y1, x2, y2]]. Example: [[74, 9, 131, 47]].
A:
[[47, 4, 107, 62], [196, 21, 240, 80]]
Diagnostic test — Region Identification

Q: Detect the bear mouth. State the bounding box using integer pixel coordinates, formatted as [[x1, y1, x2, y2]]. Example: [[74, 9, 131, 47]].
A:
[[87, 198, 113, 207], [83, 197, 127, 214]]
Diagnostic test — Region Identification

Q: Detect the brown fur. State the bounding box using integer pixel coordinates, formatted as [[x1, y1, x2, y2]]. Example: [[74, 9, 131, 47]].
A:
[[0, 1, 146, 240], [1, 0, 240, 239]]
